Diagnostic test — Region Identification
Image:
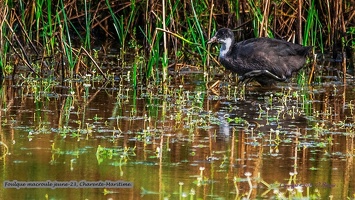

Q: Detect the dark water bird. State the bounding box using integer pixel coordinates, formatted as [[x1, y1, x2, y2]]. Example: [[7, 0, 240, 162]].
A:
[[208, 28, 312, 86]]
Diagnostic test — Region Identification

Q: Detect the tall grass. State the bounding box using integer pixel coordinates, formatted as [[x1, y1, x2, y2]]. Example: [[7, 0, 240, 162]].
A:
[[0, 6, 8, 80], [248, 0, 273, 38], [189, 0, 208, 68], [1, 0, 354, 85], [303, 0, 323, 52], [162, 0, 168, 84], [57, 0, 75, 73], [84, 0, 91, 50], [45, 0, 55, 55], [106, 0, 137, 52]]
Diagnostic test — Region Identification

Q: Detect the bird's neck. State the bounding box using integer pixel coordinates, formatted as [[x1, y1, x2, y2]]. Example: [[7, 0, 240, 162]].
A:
[[219, 38, 233, 58]]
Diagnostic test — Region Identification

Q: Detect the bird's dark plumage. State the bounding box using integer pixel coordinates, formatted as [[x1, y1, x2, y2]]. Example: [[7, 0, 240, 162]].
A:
[[208, 28, 312, 86]]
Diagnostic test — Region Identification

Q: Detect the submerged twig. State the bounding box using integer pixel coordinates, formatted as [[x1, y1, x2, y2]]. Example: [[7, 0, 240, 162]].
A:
[[14, 11, 40, 56], [5, 19, 41, 77], [4, 36, 40, 77], [80, 47, 108, 81]]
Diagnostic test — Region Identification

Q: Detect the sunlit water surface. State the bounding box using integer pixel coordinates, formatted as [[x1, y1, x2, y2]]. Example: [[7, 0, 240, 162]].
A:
[[0, 61, 354, 199]]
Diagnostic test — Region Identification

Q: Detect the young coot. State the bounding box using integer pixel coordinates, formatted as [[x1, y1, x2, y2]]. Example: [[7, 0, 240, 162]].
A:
[[208, 28, 312, 86]]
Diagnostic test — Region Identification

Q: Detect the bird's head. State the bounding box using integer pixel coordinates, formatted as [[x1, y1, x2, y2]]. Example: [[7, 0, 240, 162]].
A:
[[207, 28, 235, 45]]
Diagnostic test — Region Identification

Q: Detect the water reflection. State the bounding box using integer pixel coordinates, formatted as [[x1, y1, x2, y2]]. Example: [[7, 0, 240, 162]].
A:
[[0, 70, 354, 199]]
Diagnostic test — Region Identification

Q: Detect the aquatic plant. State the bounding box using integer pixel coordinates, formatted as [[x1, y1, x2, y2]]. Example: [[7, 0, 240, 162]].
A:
[[57, 0, 75, 72], [303, 0, 323, 52], [1, 62, 355, 199]]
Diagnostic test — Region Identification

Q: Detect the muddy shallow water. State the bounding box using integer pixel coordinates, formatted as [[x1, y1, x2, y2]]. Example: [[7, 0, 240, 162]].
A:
[[0, 61, 354, 199]]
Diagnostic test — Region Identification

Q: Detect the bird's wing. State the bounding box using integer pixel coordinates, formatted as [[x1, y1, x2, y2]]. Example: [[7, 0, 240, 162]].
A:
[[237, 38, 301, 58]]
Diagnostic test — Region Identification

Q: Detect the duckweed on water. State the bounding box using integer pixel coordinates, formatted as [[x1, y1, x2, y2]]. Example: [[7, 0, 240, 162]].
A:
[[1, 73, 355, 198]]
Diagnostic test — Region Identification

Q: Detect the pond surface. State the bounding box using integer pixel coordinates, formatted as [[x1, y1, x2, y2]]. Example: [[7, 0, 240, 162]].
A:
[[0, 58, 354, 199]]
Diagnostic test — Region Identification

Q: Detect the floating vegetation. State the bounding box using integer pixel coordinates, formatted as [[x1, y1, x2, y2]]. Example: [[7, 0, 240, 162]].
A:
[[1, 69, 355, 198]]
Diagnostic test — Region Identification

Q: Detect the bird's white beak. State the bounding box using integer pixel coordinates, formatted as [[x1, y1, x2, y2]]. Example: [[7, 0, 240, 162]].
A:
[[207, 36, 217, 44]]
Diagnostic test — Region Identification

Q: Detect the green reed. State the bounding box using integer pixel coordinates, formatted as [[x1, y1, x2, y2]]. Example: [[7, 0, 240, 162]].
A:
[[132, 56, 138, 88], [295, 0, 323, 85], [106, 0, 137, 52], [0, 5, 7, 79], [45, 0, 55, 54], [105, 0, 122, 48], [59, 97, 73, 131], [57, 0, 75, 72], [161, 0, 168, 84], [0, 59, 3, 81], [346, 27, 355, 48], [143, 0, 179, 83], [141, 25, 162, 82], [188, 0, 208, 68], [2, 0, 354, 86], [84, 0, 91, 49], [247, 0, 273, 38], [303, 0, 323, 52], [0, 42, 7, 80], [248, 0, 263, 37], [34, 0, 43, 42]]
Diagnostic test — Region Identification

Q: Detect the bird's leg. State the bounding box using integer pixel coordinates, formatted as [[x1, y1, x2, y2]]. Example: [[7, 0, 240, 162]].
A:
[[237, 76, 254, 86], [239, 70, 286, 83]]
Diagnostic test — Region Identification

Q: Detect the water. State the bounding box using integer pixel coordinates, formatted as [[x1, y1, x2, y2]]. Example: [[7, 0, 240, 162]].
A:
[[0, 61, 354, 199]]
